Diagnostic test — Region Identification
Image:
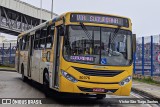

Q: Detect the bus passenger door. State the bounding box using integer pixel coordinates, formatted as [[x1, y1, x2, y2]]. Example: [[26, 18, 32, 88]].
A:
[[27, 33, 34, 77], [52, 26, 63, 88]]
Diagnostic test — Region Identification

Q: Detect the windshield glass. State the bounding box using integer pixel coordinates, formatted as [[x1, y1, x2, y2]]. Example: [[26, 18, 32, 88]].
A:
[[63, 25, 132, 66]]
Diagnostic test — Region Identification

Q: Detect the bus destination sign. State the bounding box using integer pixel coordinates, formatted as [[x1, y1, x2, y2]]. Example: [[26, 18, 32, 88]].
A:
[[70, 14, 129, 27]]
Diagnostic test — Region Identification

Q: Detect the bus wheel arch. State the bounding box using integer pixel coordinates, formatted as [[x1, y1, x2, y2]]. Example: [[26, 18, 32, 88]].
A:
[[43, 68, 49, 83], [43, 68, 50, 97], [21, 63, 27, 82]]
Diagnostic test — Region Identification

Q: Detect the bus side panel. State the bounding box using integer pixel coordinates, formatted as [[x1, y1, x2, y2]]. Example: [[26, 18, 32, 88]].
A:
[[31, 50, 41, 82], [39, 59, 46, 84], [39, 49, 52, 84]]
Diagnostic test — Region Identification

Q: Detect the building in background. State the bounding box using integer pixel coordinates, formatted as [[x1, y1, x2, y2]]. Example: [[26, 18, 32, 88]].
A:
[[0, 35, 17, 48], [0, 36, 5, 43]]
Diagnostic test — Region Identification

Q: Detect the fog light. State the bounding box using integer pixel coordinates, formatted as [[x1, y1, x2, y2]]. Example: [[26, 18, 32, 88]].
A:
[[120, 81, 125, 86], [61, 70, 78, 83], [119, 76, 132, 86]]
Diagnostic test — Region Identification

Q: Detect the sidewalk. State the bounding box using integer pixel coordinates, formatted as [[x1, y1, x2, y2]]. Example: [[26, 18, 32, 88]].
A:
[[132, 80, 160, 98], [0, 67, 16, 72]]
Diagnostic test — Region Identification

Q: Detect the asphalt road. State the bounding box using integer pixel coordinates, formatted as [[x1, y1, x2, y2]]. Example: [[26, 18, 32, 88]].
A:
[[0, 71, 158, 107]]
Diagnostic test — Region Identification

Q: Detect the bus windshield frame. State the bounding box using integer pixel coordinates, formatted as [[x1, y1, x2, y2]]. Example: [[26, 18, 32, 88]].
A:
[[63, 25, 133, 66]]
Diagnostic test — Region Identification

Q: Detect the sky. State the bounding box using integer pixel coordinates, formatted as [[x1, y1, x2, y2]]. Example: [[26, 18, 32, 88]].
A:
[[2, 0, 160, 39]]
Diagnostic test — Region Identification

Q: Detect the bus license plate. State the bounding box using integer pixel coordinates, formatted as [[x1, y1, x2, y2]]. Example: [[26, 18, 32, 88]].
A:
[[93, 88, 105, 92]]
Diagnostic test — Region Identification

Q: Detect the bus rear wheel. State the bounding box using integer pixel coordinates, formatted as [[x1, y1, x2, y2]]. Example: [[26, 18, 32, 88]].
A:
[[43, 71, 50, 97], [96, 94, 106, 100]]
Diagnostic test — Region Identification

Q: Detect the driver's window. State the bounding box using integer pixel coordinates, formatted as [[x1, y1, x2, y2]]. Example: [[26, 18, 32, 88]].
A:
[[46, 25, 54, 49]]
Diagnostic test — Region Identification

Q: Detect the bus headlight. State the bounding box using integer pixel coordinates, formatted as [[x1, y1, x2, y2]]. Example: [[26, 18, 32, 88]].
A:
[[119, 76, 132, 86], [61, 70, 78, 83]]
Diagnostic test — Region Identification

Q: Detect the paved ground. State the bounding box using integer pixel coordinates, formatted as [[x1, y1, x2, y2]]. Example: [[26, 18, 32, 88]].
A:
[[0, 71, 158, 107], [132, 81, 160, 99]]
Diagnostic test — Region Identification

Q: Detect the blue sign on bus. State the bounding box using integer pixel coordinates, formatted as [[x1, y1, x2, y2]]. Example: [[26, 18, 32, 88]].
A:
[[101, 58, 107, 65]]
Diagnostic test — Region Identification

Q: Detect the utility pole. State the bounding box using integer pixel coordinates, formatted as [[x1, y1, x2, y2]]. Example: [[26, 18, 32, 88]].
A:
[[40, 0, 42, 24], [51, 0, 53, 19]]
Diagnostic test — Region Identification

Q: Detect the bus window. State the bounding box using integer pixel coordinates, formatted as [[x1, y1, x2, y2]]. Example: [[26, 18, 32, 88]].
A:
[[39, 27, 47, 49], [25, 35, 29, 50], [40, 27, 47, 38], [21, 35, 27, 50], [20, 38, 23, 50], [16, 39, 20, 51], [39, 39, 46, 49], [46, 25, 54, 49], [46, 37, 52, 48], [34, 30, 40, 49]]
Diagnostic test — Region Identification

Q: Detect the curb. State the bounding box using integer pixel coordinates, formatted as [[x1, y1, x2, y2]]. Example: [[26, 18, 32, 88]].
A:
[[131, 87, 160, 99], [0, 69, 16, 72], [133, 74, 160, 84]]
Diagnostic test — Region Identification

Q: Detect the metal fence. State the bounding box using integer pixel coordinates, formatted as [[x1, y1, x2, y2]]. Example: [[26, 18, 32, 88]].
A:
[[0, 43, 17, 65], [0, 36, 160, 76], [134, 35, 160, 76]]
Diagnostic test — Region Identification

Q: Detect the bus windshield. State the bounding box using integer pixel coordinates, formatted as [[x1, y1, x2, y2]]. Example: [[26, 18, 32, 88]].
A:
[[63, 25, 132, 66]]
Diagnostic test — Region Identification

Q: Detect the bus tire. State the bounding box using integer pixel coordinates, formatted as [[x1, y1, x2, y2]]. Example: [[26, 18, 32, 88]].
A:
[[43, 71, 50, 97], [21, 64, 27, 82], [96, 94, 106, 100]]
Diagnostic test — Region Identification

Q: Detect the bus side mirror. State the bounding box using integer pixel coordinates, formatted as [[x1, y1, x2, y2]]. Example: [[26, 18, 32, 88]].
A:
[[132, 34, 136, 53]]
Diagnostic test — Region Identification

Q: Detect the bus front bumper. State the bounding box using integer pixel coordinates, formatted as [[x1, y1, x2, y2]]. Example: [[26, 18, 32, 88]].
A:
[[59, 76, 132, 96]]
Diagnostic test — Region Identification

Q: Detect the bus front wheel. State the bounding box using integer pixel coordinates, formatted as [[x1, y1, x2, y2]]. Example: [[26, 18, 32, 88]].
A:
[[43, 71, 50, 97], [96, 94, 106, 100], [21, 64, 27, 82]]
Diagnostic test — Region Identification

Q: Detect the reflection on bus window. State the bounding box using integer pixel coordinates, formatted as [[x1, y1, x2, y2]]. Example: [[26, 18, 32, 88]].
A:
[[34, 30, 40, 49], [46, 37, 53, 48], [46, 25, 54, 48], [64, 26, 100, 64], [39, 38, 46, 49], [63, 26, 132, 66]]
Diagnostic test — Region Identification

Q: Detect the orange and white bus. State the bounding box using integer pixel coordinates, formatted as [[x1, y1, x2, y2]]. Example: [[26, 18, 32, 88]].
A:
[[15, 12, 136, 99]]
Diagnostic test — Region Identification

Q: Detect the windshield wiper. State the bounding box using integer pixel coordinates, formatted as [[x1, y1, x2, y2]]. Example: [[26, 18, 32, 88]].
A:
[[79, 22, 92, 41], [108, 26, 121, 55]]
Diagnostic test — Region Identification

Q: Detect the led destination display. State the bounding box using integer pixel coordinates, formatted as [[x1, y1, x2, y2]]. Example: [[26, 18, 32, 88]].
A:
[[70, 13, 129, 27]]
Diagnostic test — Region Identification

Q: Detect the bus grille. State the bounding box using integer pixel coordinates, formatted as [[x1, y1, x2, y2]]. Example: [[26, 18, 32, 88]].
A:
[[73, 67, 124, 77], [78, 87, 118, 93]]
